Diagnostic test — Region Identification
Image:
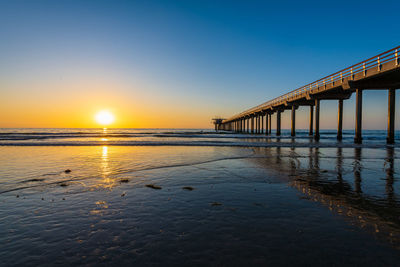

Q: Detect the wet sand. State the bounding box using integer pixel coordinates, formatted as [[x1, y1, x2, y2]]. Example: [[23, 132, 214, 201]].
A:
[[0, 146, 399, 266]]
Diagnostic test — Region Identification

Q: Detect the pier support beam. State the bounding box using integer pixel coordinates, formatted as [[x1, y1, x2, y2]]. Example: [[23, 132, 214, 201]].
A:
[[251, 116, 254, 134], [337, 100, 343, 140], [354, 89, 363, 144], [261, 114, 264, 134], [387, 89, 396, 144], [265, 114, 269, 135], [291, 105, 296, 136], [276, 110, 281, 136], [269, 114, 272, 134], [247, 118, 250, 133], [309, 106, 313, 136], [256, 115, 259, 134], [314, 99, 320, 141]]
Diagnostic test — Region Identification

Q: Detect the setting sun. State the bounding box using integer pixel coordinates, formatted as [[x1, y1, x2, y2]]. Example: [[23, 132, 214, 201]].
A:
[[95, 110, 115, 126]]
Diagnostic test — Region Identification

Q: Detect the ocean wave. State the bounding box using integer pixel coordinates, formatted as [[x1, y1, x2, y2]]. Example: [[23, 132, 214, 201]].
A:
[[0, 140, 399, 149], [0, 129, 398, 146]]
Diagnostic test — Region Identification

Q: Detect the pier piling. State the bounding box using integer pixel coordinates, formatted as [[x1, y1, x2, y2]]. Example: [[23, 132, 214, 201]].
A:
[[354, 89, 363, 144], [269, 114, 272, 134], [291, 105, 296, 136], [277, 110, 281, 136], [337, 100, 343, 140], [387, 89, 396, 144], [260, 114, 264, 134], [314, 99, 320, 141], [309, 106, 314, 136]]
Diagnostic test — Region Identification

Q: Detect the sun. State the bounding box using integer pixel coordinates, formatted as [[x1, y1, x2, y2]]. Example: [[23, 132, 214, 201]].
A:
[[95, 110, 115, 126]]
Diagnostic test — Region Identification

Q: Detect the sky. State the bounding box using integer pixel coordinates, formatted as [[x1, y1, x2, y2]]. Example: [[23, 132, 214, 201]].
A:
[[0, 0, 399, 129]]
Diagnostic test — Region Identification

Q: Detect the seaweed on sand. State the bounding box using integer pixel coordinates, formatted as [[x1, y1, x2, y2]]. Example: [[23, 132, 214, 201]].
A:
[[145, 184, 162, 190], [182, 186, 194, 191], [25, 178, 45, 182]]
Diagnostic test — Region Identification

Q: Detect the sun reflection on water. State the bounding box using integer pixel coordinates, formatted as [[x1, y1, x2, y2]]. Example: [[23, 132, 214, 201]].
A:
[[102, 145, 108, 160], [98, 145, 116, 189]]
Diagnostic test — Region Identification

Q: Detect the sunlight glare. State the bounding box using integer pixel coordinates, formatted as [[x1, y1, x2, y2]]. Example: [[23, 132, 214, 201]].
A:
[[95, 110, 115, 126]]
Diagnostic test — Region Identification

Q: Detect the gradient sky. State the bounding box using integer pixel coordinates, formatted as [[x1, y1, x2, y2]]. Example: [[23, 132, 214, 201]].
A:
[[0, 0, 399, 129]]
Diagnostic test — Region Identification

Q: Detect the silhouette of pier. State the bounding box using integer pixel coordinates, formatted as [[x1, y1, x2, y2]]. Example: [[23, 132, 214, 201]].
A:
[[217, 46, 400, 144]]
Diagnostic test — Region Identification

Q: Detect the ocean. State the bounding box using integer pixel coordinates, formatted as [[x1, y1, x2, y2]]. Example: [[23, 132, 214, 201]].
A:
[[0, 128, 399, 266], [0, 128, 399, 146]]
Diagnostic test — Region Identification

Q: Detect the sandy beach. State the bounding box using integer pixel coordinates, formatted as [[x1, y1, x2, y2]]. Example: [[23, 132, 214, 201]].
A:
[[1, 136, 399, 265]]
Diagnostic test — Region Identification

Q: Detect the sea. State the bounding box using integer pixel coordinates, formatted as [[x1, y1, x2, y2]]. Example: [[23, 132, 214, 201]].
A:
[[0, 128, 400, 266]]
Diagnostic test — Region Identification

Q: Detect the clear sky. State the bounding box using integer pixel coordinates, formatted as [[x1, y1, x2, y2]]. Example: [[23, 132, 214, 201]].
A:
[[0, 0, 399, 129]]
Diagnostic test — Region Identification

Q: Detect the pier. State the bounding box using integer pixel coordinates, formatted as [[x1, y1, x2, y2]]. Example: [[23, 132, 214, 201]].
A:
[[217, 46, 400, 144]]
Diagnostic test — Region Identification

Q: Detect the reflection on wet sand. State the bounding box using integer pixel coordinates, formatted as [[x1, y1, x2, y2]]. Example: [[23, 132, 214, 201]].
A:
[[386, 148, 395, 204], [252, 147, 400, 248], [354, 148, 362, 195], [98, 145, 116, 189]]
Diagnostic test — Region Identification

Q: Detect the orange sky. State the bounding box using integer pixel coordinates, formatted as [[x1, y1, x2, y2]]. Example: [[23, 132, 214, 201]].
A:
[[0, 77, 222, 128]]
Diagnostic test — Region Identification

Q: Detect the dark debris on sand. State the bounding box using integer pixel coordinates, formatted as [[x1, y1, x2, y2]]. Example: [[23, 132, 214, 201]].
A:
[[182, 186, 194, 191], [60, 182, 69, 187], [25, 178, 45, 182], [145, 184, 162, 190], [64, 169, 71, 173], [120, 179, 130, 183]]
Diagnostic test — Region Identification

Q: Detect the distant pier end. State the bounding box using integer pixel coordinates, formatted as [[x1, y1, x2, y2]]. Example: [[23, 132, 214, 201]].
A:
[[212, 118, 225, 131], [216, 45, 400, 144]]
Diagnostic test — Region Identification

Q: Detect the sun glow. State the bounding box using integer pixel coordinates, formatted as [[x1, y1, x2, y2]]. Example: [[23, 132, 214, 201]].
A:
[[95, 110, 115, 126]]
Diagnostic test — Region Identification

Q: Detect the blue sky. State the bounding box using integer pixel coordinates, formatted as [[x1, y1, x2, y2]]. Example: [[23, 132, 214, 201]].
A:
[[0, 0, 399, 128]]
